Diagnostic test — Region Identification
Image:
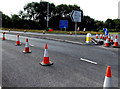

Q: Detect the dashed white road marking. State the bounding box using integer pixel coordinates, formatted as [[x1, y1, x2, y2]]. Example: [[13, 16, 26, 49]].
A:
[[80, 58, 98, 65], [98, 46, 110, 50], [29, 44, 34, 46]]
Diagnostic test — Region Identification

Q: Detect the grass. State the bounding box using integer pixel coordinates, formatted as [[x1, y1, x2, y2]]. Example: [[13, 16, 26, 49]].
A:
[[1, 28, 119, 35], [109, 32, 120, 34]]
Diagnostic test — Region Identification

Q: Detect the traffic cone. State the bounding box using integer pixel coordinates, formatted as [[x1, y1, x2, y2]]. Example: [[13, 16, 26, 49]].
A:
[[110, 35, 114, 45], [108, 34, 111, 42], [103, 66, 113, 88], [23, 38, 32, 53], [96, 34, 99, 39], [15, 35, 21, 46], [104, 38, 110, 47], [2, 32, 6, 40], [113, 35, 119, 48], [105, 36, 108, 40], [40, 43, 53, 66], [100, 34, 103, 39], [102, 35, 105, 40]]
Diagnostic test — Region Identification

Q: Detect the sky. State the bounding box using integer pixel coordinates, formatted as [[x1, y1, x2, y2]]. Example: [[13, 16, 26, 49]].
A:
[[0, 0, 119, 21]]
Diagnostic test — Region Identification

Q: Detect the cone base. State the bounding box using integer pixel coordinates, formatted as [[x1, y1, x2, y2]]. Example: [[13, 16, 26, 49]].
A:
[[104, 45, 110, 47], [112, 45, 120, 48], [15, 43, 21, 46], [23, 50, 32, 53], [110, 42, 114, 45], [40, 61, 53, 66], [104, 43, 110, 47], [2, 38, 6, 40]]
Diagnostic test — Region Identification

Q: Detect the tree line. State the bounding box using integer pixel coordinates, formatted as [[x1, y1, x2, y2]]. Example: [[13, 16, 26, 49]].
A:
[[0, 1, 120, 32]]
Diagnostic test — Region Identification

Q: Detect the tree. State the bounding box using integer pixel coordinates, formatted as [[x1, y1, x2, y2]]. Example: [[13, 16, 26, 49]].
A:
[[113, 19, 120, 31], [94, 20, 104, 31], [19, 1, 55, 29], [0, 11, 2, 28], [11, 14, 21, 28], [2, 13, 12, 28]]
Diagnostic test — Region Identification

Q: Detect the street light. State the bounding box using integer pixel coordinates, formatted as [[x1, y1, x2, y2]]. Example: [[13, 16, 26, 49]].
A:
[[41, 0, 49, 28], [47, 0, 49, 28]]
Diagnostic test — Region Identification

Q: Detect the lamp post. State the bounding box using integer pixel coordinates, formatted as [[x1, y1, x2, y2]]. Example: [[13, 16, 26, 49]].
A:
[[47, 0, 49, 28]]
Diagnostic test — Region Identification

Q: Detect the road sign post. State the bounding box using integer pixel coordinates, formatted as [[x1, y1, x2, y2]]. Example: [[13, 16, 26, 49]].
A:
[[75, 22, 77, 37], [70, 10, 81, 37]]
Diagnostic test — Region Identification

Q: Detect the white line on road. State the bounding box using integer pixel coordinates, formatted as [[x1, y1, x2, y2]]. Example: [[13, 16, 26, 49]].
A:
[[80, 58, 98, 65], [29, 44, 34, 46]]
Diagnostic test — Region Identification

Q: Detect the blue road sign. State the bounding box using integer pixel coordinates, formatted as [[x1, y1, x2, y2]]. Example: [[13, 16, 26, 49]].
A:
[[59, 20, 68, 28], [103, 28, 109, 36]]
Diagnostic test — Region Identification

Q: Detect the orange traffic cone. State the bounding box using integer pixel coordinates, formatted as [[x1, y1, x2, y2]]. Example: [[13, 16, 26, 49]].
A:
[[40, 43, 53, 66], [100, 34, 103, 39], [108, 34, 111, 42], [2, 32, 6, 40], [23, 38, 32, 53], [105, 36, 108, 40], [104, 38, 110, 47], [103, 66, 113, 88], [113, 35, 119, 48], [110, 35, 114, 44], [15, 35, 21, 46], [96, 34, 99, 39], [102, 35, 105, 40]]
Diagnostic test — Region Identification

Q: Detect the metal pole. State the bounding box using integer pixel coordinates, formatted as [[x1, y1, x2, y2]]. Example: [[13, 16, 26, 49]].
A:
[[47, 0, 49, 28], [75, 22, 77, 37], [64, 26, 66, 32]]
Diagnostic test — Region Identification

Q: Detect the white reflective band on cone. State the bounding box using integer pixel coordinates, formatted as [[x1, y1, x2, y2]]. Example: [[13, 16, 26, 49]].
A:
[[25, 42, 29, 47], [17, 37, 20, 41], [103, 77, 113, 87], [44, 49, 49, 57], [114, 39, 118, 42]]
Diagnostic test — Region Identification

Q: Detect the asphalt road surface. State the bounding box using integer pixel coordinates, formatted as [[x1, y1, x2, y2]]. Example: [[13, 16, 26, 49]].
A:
[[1, 33, 119, 88]]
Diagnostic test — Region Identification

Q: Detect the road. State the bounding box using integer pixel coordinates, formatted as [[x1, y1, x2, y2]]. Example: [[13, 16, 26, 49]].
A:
[[1, 32, 119, 88]]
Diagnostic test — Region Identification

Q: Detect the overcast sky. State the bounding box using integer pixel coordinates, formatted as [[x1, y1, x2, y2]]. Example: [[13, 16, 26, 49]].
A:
[[0, 0, 119, 21]]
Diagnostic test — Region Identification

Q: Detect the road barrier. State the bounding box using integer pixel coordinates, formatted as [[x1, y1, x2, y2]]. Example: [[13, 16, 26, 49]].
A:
[[86, 33, 92, 44], [2, 32, 6, 40], [103, 66, 113, 88], [15, 34, 21, 46], [23, 38, 32, 53], [91, 38, 99, 45], [40, 43, 53, 66]]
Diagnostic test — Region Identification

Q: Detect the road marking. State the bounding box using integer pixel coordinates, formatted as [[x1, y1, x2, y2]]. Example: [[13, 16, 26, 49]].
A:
[[0, 86, 1, 89], [29, 44, 34, 46], [80, 58, 98, 65], [98, 46, 111, 50]]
